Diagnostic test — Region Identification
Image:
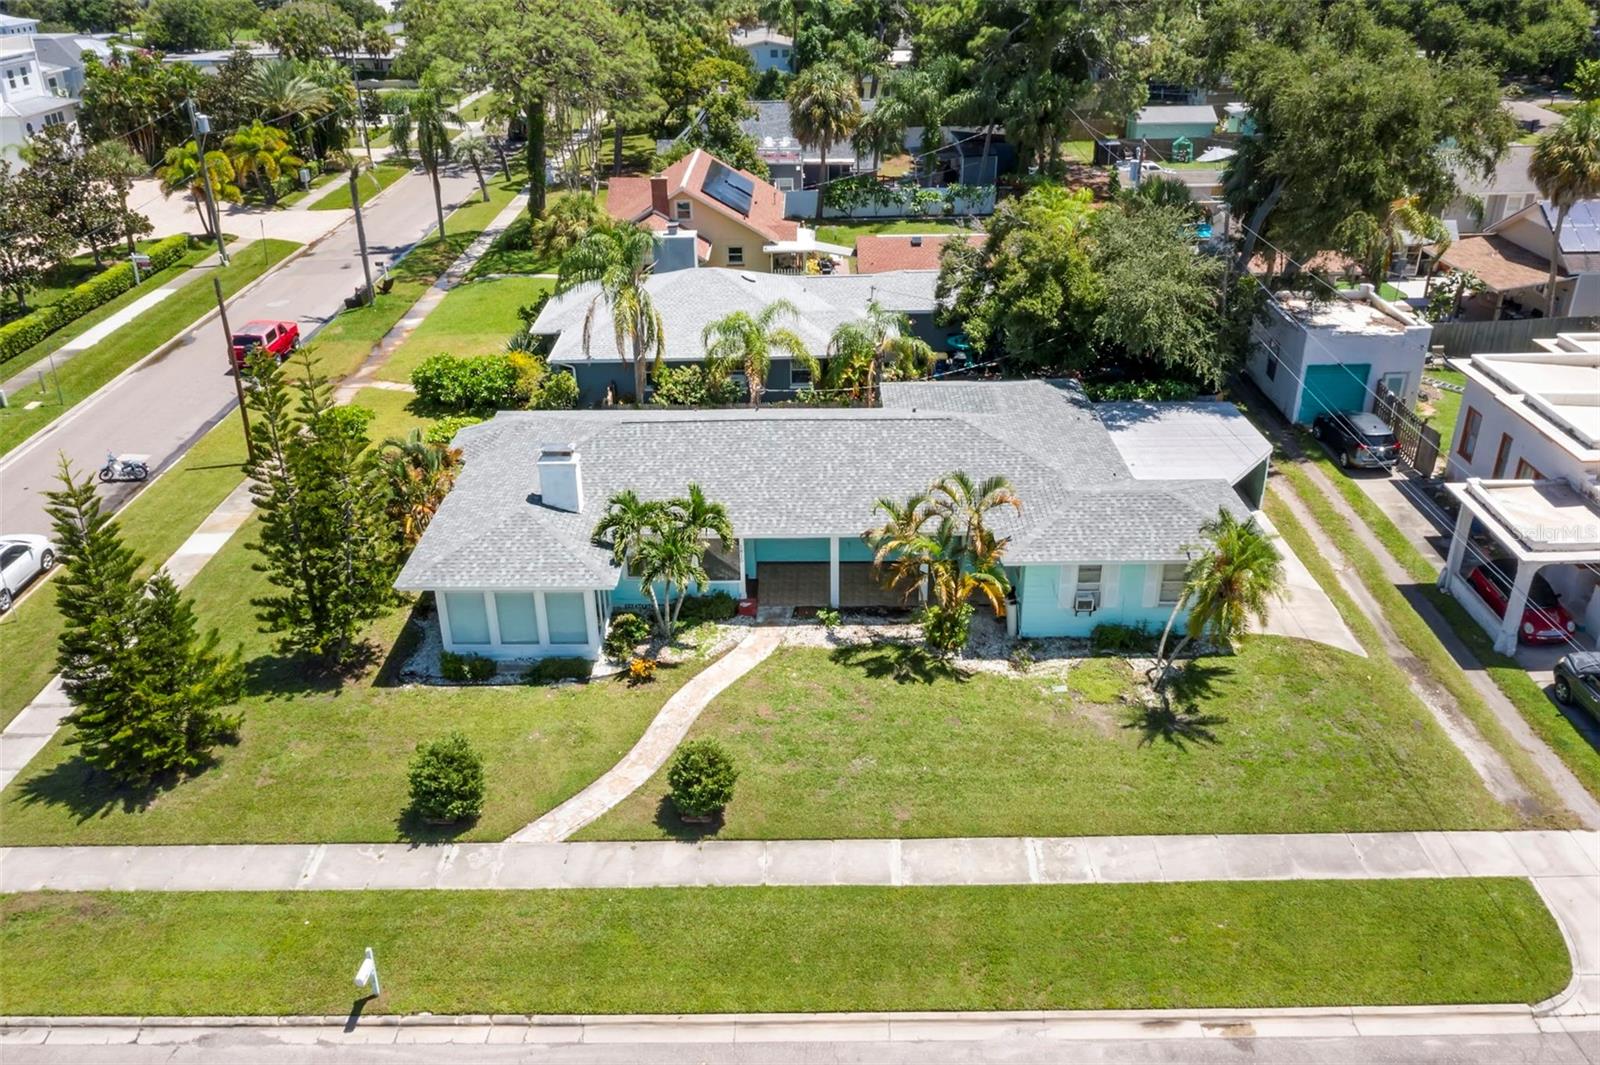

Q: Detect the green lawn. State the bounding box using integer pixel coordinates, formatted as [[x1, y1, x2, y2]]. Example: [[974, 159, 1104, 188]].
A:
[[308, 159, 414, 211], [1283, 448, 1600, 804], [0, 240, 301, 455], [1422, 368, 1466, 461], [582, 635, 1516, 842], [276, 168, 342, 208], [377, 276, 553, 383], [0, 415, 253, 729], [816, 219, 978, 248], [2, 238, 188, 326], [460, 91, 502, 123], [0, 238, 216, 386], [0, 879, 1567, 1015]]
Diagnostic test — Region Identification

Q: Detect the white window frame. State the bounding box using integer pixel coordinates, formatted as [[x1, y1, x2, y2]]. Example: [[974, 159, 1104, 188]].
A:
[[726, 245, 744, 265], [1380, 371, 1407, 396], [437, 588, 602, 659], [674, 200, 692, 221], [790, 364, 813, 387]]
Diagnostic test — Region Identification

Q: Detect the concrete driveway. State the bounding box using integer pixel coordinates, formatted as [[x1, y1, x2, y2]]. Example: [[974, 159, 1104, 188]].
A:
[[1252, 509, 1366, 656]]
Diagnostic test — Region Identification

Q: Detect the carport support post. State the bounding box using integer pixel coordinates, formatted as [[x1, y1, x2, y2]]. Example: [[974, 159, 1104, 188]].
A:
[[828, 537, 840, 609], [1438, 505, 1473, 593], [1494, 563, 1538, 656]]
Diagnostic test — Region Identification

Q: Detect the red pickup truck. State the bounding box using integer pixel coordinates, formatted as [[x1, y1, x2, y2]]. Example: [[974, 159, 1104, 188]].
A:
[[231, 319, 300, 368]]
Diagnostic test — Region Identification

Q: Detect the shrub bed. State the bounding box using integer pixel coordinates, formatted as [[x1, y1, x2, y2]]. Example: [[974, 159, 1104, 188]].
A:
[[0, 234, 192, 365], [525, 656, 592, 684]]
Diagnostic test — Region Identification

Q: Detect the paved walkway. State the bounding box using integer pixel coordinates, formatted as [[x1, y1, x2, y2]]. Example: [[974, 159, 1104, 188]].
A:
[[4, 829, 1597, 1012], [512, 623, 785, 841], [1250, 510, 1364, 655]]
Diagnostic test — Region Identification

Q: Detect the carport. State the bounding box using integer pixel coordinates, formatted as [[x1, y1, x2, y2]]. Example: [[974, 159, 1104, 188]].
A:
[[1097, 400, 1274, 509], [1438, 477, 1600, 655]]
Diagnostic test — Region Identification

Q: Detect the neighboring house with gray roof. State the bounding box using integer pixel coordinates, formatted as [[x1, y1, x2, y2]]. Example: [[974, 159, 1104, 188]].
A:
[[395, 380, 1266, 661], [530, 265, 944, 404], [741, 99, 879, 190]]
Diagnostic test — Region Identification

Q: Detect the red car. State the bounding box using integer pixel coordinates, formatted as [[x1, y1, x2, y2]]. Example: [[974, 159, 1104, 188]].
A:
[[231, 319, 300, 368], [1466, 558, 1577, 645]]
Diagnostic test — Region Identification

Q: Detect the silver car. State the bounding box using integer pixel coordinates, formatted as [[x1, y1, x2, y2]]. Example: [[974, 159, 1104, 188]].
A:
[[0, 535, 56, 612]]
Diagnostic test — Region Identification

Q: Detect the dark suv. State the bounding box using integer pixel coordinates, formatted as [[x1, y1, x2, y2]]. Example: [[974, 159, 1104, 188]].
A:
[[1311, 410, 1400, 470]]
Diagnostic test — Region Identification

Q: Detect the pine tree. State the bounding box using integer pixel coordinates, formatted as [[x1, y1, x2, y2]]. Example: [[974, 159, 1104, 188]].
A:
[[244, 351, 397, 665], [45, 460, 243, 786]]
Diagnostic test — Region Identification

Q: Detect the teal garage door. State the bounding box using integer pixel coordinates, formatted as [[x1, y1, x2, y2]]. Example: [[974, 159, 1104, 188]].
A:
[[1297, 363, 1370, 423]]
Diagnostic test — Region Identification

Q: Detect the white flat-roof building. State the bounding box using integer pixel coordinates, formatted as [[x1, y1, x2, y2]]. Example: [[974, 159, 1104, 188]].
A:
[[1247, 284, 1433, 424], [1441, 332, 1600, 651], [0, 14, 77, 161]]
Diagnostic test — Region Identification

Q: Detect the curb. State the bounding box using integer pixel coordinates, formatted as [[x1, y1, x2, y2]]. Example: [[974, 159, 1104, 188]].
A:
[[0, 1003, 1547, 1030]]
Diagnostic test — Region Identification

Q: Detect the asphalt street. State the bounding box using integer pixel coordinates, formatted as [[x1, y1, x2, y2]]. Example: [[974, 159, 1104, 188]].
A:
[[0, 163, 482, 538]]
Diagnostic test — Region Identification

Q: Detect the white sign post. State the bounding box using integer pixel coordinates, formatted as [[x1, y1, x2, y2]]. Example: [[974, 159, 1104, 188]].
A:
[[354, 947, 381, 997]]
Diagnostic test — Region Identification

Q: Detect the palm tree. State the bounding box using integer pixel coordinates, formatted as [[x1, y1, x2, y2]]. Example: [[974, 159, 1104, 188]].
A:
[[787, 62, 862, 223], [852, 104, 904, 174], [820, 302, 935, 403], [864, 490, 931, 602], [387, 87, 461, 239], [667, 482, 734, 555], [379, 430, 462, 548], [556, 225, 663, 406], [592, 489, 664, 572], [533, 192, 605, 257], [245, 58, 333, 154], [926, 471, 1022, 552], [157, 140, 240, 238], [875, 58, 957, 185], [1150, 509, 1285, 692], [700, 299, 814, 407], [633, 523, 707, 637], [454, 133, 493, 202], [1529, 100, 1600, 316], [224, 120, 301, 206]]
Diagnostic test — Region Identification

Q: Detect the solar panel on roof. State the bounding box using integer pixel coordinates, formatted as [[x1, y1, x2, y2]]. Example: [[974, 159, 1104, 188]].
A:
[[703, 160, 755, 216], [1556, 200, 1600, 254]]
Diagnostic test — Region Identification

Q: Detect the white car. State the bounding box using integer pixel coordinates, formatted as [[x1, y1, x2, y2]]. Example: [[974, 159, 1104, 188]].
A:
[[0, 535, 56, 612]]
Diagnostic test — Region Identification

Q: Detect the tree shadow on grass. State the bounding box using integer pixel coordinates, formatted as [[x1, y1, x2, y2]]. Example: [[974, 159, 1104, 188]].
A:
[[242, 641, 380, 701], [393, 807, 479, 845], [13, 752, 224, 823], [649, 794, 725, 842], [1164, 657, 1228, 704], [1122, 698, 1229, 751], [829, 641, 966, 685]]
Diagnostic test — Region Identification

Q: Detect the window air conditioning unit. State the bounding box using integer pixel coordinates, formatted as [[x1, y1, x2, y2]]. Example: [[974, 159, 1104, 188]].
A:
[[1073, 590, 1099, 615]]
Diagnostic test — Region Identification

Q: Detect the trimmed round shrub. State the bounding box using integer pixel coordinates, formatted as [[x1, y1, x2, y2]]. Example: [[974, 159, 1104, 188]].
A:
[[922, 602, 974, 655], [604, 612, 651, 660], [627, 655, 657, 684], [407, 731, 486, 823], [667, 738, 739, 819], [524, 656, 592, 684]]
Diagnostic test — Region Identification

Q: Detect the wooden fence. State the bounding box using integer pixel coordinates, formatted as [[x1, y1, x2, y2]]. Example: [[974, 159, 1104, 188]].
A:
[[1430, 316, 1600, 357], [1375, 382, 1442, 477]]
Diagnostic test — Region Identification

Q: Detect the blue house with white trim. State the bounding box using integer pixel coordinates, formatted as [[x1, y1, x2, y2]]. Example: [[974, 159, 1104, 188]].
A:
[[395, 381, 1268, 660]]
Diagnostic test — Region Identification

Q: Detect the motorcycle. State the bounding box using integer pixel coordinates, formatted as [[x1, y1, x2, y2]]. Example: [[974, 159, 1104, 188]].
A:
[[98, 452, 150, 483]]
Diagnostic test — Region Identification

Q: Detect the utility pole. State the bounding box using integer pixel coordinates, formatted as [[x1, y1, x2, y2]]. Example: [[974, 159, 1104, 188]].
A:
[[213, 277, 254, 462], [188, 99, 229, 266], [351, 56, 374, 167], [349, 165, 374, 303]]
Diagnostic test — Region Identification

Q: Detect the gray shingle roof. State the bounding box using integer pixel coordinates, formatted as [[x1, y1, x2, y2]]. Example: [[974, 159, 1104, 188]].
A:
[[396, 381, 1250, 591], [533, 267, 938, 367], [742, 99, 878, 166]]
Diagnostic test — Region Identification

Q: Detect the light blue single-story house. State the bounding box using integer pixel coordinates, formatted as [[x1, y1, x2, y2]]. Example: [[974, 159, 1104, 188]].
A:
[[1125, 104, 1219, 142], [395, 381, 1270, 660]]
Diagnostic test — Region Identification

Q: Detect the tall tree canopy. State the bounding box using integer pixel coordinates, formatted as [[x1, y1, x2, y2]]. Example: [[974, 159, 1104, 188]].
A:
[[1215, 0, 1512, 267]]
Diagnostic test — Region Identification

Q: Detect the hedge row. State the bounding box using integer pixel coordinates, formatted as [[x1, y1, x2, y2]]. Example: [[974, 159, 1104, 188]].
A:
[[0, 234, 194, 366]]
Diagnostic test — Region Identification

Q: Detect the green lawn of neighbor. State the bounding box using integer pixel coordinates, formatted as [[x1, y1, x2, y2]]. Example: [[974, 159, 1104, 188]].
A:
[[815, 219, 977, 248], [460, 92, 502, 123], [276, 168, 342, 208], [0, 239, 301, 455], [1422, 368, 1465, 460], [0, 497, 710, 844], [0, 238, 218, 387], [1, 237, 194, 327], [582, 635, 1518, 842], [0, 416, 253, 729], [308, 159, 414, 210], [0, 879, 1568, 1015], [377, 276, 554, 382]]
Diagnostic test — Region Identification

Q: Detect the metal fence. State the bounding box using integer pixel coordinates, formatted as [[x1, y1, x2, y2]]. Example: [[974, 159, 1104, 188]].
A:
[[1375, 382, 1442, 476], [1430, 315, 1600, 357]]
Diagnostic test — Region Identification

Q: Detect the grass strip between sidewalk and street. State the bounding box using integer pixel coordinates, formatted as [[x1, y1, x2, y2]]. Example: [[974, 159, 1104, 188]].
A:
[[308, 160, 414, 211], [0, 879, 1569, 1016], [1297, 450, 1600, 803], [0, 240, 302, 455], [1266, 465, 1574, 824]]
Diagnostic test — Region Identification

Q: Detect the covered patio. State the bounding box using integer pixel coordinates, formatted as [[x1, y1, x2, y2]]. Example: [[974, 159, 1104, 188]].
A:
[[763, 226, 852, 275], [1438, 477, 1600, 656]]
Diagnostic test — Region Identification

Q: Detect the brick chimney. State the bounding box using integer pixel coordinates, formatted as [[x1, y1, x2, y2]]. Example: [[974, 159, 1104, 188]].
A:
[[651, 176, 670, 218]]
